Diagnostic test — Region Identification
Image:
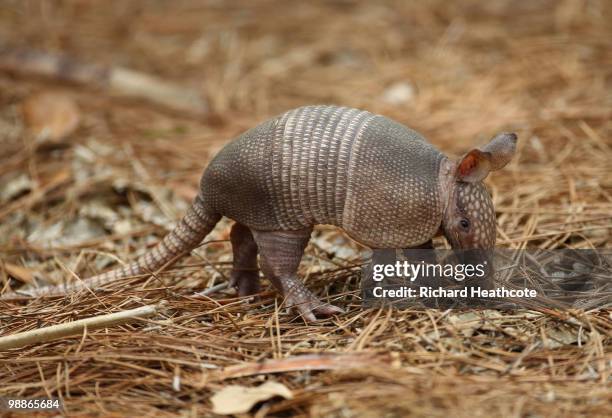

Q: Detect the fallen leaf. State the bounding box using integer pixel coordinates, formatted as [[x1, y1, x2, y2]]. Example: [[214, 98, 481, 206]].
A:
[[21, 91, 80, 142], [27, 217, 106, 247], [210, 381, 293, 415], [0, 174, 34, 203], [544, 326, 580, 348], [3, 263, 35, 284], [216, 352, 390, 380], [447, 312, 482, 337], [447, 311, 503, 337], [0, 169, 71, 221]]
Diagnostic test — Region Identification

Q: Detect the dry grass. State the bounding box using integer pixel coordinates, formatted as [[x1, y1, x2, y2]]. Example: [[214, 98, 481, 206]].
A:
[[0, 1, 611, 416]]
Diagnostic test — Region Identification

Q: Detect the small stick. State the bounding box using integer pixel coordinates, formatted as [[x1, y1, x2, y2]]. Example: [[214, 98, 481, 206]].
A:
[[194, 282, 230, 297], [0, 46, 208, 116], [0, 303, 164, 350]]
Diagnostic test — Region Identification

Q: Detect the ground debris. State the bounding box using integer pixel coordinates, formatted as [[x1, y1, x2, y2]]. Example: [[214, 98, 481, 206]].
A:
[[211, 381, 293, 415]]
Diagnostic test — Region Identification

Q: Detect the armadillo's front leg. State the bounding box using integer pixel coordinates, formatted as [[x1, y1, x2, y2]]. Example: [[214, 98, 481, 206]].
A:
[[229, 222, 260, 296], [252, 228, 343, 322]]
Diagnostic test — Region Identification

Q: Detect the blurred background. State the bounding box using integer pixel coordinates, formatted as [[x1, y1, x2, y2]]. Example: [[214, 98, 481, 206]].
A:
[[2, 1, 610, 141], [1, 0, 610, 251]]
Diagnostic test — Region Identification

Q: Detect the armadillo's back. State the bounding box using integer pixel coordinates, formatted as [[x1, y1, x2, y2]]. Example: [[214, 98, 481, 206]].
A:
[[202, 105, 444, 247], [202, 106, 373, 229], [342, 114, 444, 247]]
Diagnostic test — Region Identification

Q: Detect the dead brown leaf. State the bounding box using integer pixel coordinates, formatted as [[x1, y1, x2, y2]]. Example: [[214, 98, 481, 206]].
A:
[[21, 91, 80, 143], [211, 381, 293, 415], [2, 262, 35, 284]]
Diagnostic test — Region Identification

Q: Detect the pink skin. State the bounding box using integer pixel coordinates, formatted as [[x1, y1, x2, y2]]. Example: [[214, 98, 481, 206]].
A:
[[440, 173, 497, 250], [439, 132, 517, 251], [438, 132, 517, 282]]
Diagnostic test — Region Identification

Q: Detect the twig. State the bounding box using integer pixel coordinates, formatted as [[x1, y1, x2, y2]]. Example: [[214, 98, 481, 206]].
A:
[[0, 303, 164, 350], [194, 282, 230, 297], [0, 45, 208, 116]]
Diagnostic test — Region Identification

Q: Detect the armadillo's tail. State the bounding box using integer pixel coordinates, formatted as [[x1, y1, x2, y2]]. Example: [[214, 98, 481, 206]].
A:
[[1, 194, 221, 299]]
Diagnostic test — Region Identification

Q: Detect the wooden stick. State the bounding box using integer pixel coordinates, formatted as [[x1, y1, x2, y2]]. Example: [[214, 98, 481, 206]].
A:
[[194, 282, 230, 297], [0, 303, 164, 350], [0, 46, 208, 116]]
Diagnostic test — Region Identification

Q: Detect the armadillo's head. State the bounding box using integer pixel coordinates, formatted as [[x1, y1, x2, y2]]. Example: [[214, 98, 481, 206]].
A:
[[439, 132, 517, 252]]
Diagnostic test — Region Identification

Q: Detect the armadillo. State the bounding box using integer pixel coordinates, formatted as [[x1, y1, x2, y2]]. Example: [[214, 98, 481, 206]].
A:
[[2, 105, 517, 321]]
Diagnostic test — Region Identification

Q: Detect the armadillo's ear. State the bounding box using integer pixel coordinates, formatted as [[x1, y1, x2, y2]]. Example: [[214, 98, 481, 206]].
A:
[[480, 132, 517, 171], [456, 149, 491, 183]]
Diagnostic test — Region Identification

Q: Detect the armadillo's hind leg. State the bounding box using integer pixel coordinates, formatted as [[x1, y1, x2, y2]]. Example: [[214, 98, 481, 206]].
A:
[[251, 228, 344, 322], [229, 222, 260, 297]]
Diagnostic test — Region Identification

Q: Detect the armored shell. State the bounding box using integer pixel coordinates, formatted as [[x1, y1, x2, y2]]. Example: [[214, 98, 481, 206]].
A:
[[202, 105, 444, 248]]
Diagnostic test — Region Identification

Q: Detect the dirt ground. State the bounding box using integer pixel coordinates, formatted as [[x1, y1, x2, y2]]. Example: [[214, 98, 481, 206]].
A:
[[0, 1, 610, 416]]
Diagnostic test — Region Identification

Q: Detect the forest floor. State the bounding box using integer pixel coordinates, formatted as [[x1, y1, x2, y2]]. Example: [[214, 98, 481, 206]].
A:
[[0, 1, 610, 416]]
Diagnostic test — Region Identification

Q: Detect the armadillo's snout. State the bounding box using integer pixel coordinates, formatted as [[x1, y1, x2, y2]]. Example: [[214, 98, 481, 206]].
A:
[[456, 249, 494, 288]]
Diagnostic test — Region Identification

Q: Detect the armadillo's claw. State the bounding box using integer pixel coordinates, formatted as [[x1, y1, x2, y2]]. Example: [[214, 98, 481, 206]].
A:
[[290, 298, 344, 323], [229, 269, 261, 297], [312, 302, 344, 316], [282, 279, 344, 322]]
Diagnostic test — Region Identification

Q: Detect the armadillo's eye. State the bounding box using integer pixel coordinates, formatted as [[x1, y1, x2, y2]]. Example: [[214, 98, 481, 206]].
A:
[[459, 218, 470, 230]]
